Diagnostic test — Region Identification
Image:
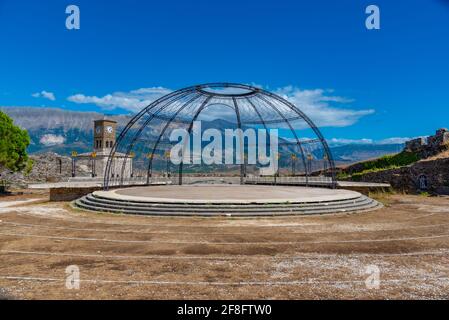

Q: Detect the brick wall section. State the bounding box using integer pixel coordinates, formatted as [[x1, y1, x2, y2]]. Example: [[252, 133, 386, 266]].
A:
[[49, 183, 152, 202]]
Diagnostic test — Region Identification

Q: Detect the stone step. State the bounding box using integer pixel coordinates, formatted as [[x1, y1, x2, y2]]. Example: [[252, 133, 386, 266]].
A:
[[81, 194, 375, 212], [80, 202, 376, 214], [74, 195, 381, 216], [86, 193, 369, 209], [74, 199, 382, 216]]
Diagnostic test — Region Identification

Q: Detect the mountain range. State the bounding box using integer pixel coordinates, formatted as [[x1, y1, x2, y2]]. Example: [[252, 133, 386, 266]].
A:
[[1, 106, 405, 166]]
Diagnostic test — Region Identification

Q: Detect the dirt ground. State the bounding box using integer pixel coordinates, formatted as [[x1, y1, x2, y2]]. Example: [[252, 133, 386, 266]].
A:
[[1, 190, 449, 299]]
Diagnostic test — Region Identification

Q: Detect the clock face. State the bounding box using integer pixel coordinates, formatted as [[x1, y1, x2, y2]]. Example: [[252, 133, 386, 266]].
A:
[[95, 126, 102, 134], [106, 126, 113, 134]]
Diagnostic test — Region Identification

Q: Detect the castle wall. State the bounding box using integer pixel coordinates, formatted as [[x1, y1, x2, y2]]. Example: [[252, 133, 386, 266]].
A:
[[347, 157, 449, 195], [405, 128, 449, 158], [342, 128, 449, 195]]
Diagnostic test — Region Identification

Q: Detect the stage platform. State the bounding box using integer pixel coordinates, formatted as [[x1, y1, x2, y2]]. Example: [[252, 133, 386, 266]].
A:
[[74, 185, 382, 216]]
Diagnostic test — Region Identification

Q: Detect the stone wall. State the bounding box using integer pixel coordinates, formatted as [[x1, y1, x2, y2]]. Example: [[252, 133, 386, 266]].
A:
[[405, 128, 449, 158], [0, 152, 91, 188], [349, 157, 449, 195], [404, 137, 426, 153]]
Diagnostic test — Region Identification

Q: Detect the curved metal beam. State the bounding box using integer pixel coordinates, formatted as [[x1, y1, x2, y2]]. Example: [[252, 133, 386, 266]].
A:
[[104, 87, 195, 189], [245, 98, 269, 132], [146, 93, 203, 183], [255, 94, 309, 186], [116, 90, 196, 185], [104, 83, 336, 189], [232, 97, 245, 184], [178, 95, 213, 185], [258, 89, 337, 187], [245, 98, 274, 179]]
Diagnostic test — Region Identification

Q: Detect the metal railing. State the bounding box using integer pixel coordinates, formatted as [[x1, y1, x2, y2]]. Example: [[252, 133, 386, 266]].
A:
[[244, 175, 334, 187]]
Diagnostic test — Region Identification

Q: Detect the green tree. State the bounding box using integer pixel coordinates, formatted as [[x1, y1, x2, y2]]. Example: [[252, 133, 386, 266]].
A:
[[0, 111, 33, 174]]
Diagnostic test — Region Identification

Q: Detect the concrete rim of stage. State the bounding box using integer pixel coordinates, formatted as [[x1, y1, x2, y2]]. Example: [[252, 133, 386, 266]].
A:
[[74, 184, 383, 216], [94, 185, 362, 204]]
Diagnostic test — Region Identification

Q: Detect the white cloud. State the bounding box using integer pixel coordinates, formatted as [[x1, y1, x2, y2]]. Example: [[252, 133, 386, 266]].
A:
[[40, 134, 66, 146], [273, 86, 374, 128], [67, 85, 375, 127], [32, 90, 56, 101], [377, 137, 423, 145], [329, 138, 374, 145], [328, 136, 424, 146], [67, 87, 171, 112]]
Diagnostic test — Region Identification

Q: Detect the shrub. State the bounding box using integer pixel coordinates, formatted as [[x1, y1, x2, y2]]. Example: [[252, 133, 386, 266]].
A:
[[342, 151, 419, 181], [0, 111, 33, 175], [359, 151, 419, 172]]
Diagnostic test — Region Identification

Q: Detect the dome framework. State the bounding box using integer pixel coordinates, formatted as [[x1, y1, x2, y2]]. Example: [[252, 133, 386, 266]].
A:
[[104, 83, 336, 189]]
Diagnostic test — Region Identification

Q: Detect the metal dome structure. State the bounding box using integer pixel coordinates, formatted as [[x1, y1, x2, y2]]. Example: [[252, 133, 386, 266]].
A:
[[104, 83, 336, 189]]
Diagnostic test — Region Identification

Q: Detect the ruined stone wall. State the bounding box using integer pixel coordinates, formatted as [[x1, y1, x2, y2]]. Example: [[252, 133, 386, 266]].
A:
[[405, 128, 449, 158], [0, 152, 90, 188], [405, 137, 426, 153], [341, 128, 449, 195], [349, 157, 449, 195]]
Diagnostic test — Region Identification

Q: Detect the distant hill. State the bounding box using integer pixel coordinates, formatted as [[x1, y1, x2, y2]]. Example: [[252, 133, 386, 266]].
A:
[[330, 143, 404, 165], [0, 107, 131, 155], [1, 106, 403, 165]]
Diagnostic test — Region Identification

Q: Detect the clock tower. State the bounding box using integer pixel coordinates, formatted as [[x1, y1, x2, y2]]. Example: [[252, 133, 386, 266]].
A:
[[72, 118, 131, 179], [93, 119, 117, 150]]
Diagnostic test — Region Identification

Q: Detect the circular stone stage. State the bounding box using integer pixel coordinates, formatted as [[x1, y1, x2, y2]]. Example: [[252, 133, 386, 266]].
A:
[[74, 185, 382, 216]]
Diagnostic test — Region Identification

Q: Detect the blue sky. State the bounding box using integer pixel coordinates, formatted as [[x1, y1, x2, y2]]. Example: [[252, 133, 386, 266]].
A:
[[0, 0, 448, 143]]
